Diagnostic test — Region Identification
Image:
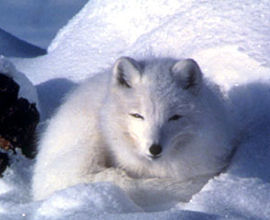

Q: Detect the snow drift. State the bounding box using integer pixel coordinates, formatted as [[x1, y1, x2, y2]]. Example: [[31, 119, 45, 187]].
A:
[[0, 28, 46, 58], [0, 0, 88, 49]]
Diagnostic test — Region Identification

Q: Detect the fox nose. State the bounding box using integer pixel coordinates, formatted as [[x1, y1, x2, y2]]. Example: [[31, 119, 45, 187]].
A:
[[149, 143, 162, 156]]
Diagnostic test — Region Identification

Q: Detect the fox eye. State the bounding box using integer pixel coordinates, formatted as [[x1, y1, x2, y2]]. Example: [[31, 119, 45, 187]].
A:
[[129, 113, 144, 120], [169, 114, 182, 121]]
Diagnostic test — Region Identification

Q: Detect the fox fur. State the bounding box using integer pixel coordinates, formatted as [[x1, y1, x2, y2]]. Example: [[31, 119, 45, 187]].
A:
[[32, 57, 233, 209]]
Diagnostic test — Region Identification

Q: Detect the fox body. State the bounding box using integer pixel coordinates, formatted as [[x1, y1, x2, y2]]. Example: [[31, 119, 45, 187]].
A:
[[32, 57, 232, 208]]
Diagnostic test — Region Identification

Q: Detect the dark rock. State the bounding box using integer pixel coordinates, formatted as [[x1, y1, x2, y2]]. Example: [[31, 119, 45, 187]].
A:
[[0, 152, 9, 176], [0, 72, 40, 158], [0, 74, 19, 113], [0, 136, 14, 152]]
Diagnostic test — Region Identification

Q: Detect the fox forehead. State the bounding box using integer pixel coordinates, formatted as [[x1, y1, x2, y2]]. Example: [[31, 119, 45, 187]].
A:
[[141, 60, 191, 103], [112, 57, 198, 117], [134, 87, 191, 118], [129, 79, 191, 117]]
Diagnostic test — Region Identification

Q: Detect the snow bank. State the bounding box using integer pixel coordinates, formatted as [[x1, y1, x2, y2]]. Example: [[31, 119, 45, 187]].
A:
[[1, 0, 270, 219], [184, 123, 270, 219], [13, 0, 270, 86], [0, 0, 88, 48], [0, 28, 46, 58]]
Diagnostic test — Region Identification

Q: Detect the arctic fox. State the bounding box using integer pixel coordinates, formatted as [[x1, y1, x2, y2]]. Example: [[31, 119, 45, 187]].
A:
[[32, 57, 233, 208]]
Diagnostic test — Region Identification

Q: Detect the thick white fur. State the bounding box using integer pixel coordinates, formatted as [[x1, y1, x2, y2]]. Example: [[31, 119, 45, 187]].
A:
[[32, 57, 233, 209]]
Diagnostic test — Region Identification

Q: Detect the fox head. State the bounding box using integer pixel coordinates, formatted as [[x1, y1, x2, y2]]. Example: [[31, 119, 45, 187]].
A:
[[101, 57, 208, 164]]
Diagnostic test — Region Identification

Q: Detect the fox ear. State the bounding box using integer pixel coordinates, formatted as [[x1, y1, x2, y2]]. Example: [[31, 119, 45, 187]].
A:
[[171, 59, 202, 94], [113, 57, 141, 88]]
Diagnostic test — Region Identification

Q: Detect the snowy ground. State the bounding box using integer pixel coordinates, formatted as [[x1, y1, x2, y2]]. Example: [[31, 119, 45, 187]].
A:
[[0, 28, 46, 58], [1, 0, 270, 219], [0, 0, 88, 49]]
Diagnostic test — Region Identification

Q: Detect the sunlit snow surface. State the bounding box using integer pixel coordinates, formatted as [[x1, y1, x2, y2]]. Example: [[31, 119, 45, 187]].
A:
[[1, 0, 270, 219]]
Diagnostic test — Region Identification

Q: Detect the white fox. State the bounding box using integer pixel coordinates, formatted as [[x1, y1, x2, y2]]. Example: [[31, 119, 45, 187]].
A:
[[32, 57, 233, 209]]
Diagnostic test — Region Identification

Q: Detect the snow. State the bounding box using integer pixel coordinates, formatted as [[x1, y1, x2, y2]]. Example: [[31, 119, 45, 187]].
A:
[[0, 28, 46, 58], [0, 0, 88, 49], [1, 0, 270, 219]]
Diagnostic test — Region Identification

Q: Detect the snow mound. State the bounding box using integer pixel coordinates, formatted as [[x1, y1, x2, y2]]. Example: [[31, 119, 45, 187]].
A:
[[13, 0, 270, 85], [184, 126, 270, 219], [0, 0, 88, 48], [0, 28, 46, 58], [35, 183, 142, 219]]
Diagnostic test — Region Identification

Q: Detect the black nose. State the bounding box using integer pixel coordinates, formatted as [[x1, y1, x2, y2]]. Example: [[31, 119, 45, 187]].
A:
[[149, 144, 162, 156]]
